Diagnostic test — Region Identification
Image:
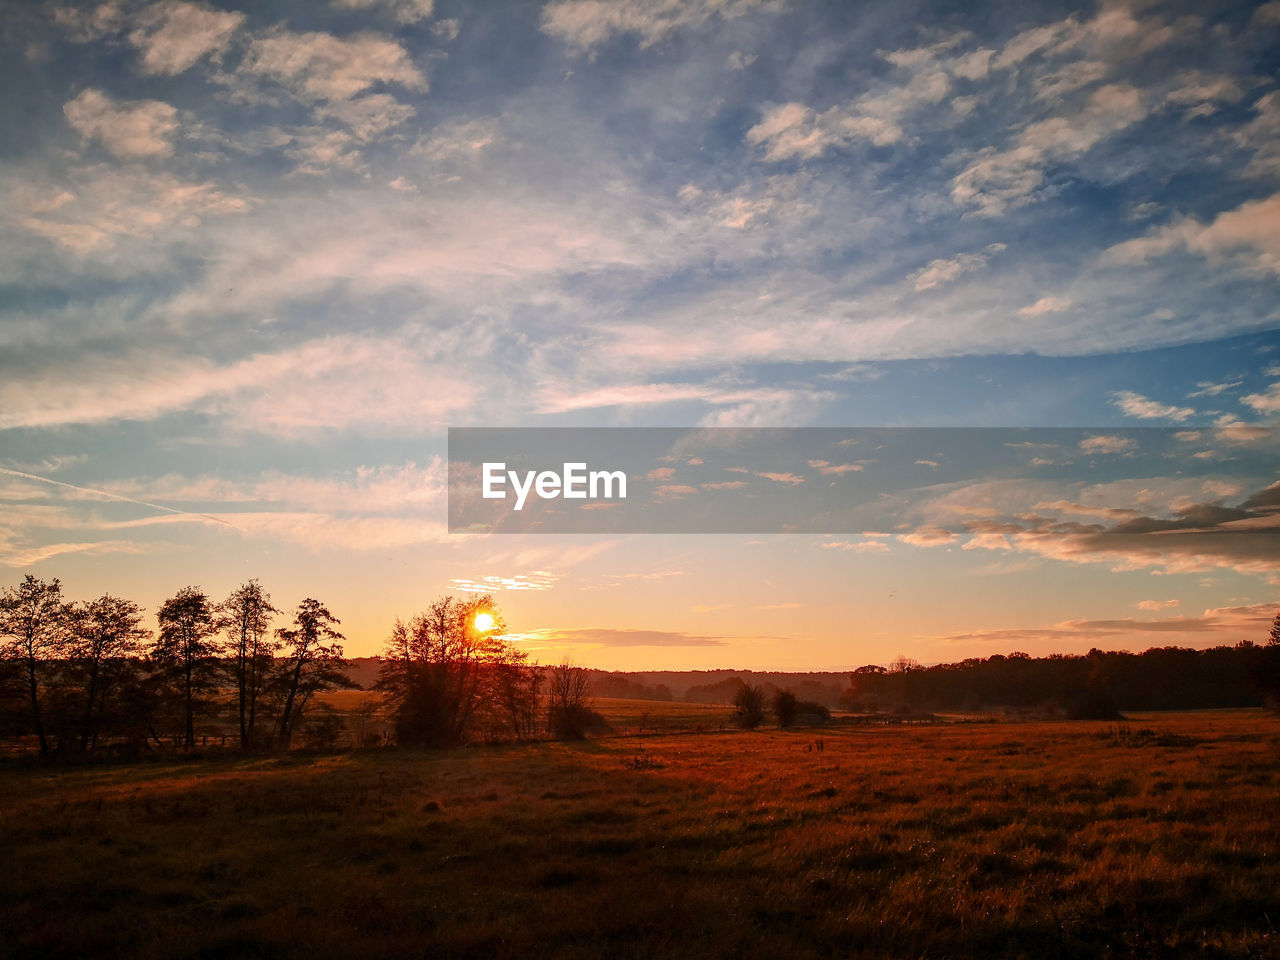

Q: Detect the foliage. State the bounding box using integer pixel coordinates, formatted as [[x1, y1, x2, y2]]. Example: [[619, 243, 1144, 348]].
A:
[[153, 586, 220, 750], [219, 581, 279, 750], [273, 598, 352, 749], [772, 689, 798, 728], [378, 595, 536, 746], [733, 682, 766, 730], [0, 576, 67, 755]]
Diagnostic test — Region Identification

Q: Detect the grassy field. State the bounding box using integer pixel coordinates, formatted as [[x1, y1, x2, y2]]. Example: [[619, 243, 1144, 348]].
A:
[[2, 709, 1278, 959]]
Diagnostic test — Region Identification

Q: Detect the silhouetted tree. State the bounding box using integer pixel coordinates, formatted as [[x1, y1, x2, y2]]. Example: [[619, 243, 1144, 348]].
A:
[[0, 576, 68, 754], [219, 580, 278, 750], [68, 595, 149, 752], [378, 595, 530, 746], [153, 586, 219, 749], [772, 689, 798, 728], [273, 598, 352, 749], [733, 682, 766, 730], [548, 660, 603, 739]]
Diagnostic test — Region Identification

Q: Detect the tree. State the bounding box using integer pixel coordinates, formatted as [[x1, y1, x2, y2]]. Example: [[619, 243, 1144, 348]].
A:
[[378, 595, 535, 746], [68, 595, 149, 752], [0, 576, 68, 755], [273, 598, 352, 749], [1269, 613, 1280, 647], [733, 682, 766, 730], [772, 689, 798, 728], [547, 660, 604, 739], [219, 581, 279, 750], [153, 587, 219, 749]]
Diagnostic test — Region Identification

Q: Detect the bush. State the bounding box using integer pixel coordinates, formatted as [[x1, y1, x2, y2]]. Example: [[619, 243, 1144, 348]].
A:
[[733, 683, 766, 730]]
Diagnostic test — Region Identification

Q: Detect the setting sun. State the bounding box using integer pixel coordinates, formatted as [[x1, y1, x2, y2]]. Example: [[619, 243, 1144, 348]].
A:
[[473, 612, 495, 632]]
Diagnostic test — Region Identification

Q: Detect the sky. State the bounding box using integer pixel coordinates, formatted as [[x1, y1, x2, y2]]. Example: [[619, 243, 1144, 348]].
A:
[[1, 0, 1279, 669]]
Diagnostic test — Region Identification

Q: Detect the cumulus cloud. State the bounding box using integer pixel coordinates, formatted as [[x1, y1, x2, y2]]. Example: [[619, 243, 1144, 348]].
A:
[[747, 67, 951, 161], [1241, 380, 1280, 415], [334, 0, 436, 25], [1106, 192, 1280, 276], [1111, 390, 1194, 422], [128, 1, 244, 75], [240, 27, 426, 102], [1079, 434, 1136, 454], [63, 89, 179, 159], [541, 0, 775, 53]]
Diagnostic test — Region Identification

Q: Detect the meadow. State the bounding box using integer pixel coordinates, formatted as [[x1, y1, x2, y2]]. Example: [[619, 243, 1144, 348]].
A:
[[2, 706, 1278, 959]]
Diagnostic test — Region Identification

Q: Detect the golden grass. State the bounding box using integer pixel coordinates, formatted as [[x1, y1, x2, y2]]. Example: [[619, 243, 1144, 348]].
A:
[[2, 709, 1278, 959]]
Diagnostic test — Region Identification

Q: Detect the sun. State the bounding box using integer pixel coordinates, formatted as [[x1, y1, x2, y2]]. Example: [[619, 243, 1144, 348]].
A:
[[473, 612, 495, 632]]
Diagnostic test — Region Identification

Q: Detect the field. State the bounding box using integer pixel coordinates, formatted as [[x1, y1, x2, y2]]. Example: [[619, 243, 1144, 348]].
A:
[[2, 708, 1279, 959]]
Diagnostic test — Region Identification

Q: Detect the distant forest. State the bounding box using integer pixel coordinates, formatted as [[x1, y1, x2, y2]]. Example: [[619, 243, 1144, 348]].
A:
[[569, 641, 1280, 719]]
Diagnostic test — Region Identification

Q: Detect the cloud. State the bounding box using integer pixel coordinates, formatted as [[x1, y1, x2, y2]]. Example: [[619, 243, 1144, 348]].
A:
[[1017, 296, 1071, 317], [1106, 192, 1280, 276], [822, 540, 889, 552], [939, 603, 1274, 647], [540, 0, 775, 53], [14, 164, 252, 252], [334, 0, 436, 25], [910, 243, 1006, 292], [747, 67, 951, 162], [63, 89, 179, 159], [1241, 381, 1280, 415], [523, 627, 727, 647], [240, 27, 426, 102], [0, 334, 473, 434], [756, 471, 803, 485], [128, 1, 244, 75], [807, 460, 864, 475], [1079, 434, 1135, 454], [959, 482, 1280, 575], [450, 572, 558, 592], [1187, 379, 1242, 398], [953, 84, 1147, 216], [0, 460, 451, 563], [412, 117, 501, 164], [1136, 598, 1179, 611], [1111, 390, 1194, 422], [897, 527, 957, 546]]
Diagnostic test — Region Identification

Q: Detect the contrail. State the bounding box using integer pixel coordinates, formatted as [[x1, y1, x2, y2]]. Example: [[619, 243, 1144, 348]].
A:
[[0, 467, 241, 530]]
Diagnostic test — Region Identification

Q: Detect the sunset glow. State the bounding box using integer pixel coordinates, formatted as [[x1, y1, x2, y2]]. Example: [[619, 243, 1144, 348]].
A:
[[0, 0, 1277, 669]]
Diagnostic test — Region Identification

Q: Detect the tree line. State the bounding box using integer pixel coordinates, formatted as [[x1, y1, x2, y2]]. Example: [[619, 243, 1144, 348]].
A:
[[0, 576, 600, 757], [838, 638, 1280, 718]]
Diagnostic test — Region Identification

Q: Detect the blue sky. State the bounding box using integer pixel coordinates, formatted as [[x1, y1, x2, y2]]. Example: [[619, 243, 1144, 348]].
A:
[[2, 0, 1278, 667]]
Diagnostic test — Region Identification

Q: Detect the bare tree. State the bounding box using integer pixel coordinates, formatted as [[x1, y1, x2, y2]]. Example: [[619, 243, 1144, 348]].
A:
[[273, 598, 351, 749], [547, 660, 596, 739], [219, 580, 278, 750], [0, 576, 68, 755], [69, 595, 149, 752], [153, 586, 219, 749]]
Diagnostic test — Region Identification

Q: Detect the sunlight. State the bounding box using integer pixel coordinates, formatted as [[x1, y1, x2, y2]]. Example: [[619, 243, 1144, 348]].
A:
[[473, 612, 495, 632]]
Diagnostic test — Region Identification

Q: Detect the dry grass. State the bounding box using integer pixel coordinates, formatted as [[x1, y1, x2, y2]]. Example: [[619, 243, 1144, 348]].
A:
[[2, 709, 1278, 959]]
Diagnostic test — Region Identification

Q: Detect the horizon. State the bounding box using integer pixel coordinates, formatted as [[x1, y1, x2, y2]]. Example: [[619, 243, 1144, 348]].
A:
[[2, 0, 1279, 670]]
